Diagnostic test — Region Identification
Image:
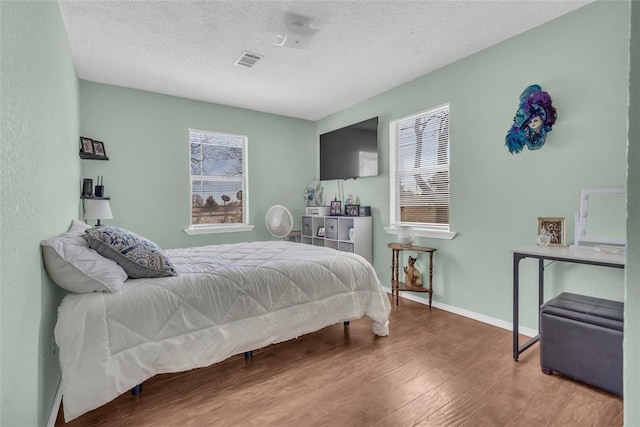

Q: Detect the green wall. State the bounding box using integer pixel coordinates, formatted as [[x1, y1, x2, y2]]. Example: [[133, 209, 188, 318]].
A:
[[79, 82, 316, 249], [0, 1, 80, 426], [625, 0, 639, 423], [317, 1, 629, 330], [0, 1, 635, 425]]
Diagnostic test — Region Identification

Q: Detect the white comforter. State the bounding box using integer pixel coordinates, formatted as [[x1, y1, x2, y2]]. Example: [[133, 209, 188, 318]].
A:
[[55, 241, 391, 421]]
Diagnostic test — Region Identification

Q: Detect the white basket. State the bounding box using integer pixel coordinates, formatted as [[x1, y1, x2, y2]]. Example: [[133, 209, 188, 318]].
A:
[[305, 206, 331, 216]]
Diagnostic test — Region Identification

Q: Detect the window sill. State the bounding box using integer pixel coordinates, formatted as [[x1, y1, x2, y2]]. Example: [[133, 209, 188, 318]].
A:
[[184, 224, 255, 235], [384, 226, 457, 240]]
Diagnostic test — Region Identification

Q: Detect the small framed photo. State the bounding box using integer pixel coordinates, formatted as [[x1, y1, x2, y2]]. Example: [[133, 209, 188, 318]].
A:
[[80, 137, 94, 154], [330, 201, 342, 216], [538, 217, 566, 247], [345, 204, 360, 216], [317, 226, 326, 237], [92, 140, 106, 158]]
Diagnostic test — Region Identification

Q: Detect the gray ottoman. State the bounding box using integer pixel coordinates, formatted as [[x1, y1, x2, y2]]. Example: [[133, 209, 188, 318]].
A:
[[539, 292, 623, 396]]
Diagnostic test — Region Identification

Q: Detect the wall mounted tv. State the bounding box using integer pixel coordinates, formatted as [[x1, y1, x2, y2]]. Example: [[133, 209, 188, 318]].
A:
[[319, 117, 379, 181]]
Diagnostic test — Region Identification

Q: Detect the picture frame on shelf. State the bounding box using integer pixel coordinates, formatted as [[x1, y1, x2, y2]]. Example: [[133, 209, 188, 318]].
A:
[[79, 137, 109, 160], [92, 141, 107, 158], [80, 137, 94, 154], [317, 226, 326, 237], [345, 204, 360, 216], [538, 217, 566, 247], [330, 200, 342, 216]]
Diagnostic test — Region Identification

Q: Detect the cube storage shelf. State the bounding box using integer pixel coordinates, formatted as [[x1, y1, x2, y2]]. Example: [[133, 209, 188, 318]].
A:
[[301, 215, 372, 263]]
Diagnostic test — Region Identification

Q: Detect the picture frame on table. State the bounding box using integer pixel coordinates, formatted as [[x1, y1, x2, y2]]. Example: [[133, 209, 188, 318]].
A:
[[317, 227, 326, 237], [330, 201, 342, 216], [345, 204, 360, 216], [538, 217, 566, 247]]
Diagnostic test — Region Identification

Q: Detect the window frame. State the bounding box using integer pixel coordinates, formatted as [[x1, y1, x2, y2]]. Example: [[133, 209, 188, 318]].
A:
[[184, 128, 254, 235], [385, 104, 456, 240]]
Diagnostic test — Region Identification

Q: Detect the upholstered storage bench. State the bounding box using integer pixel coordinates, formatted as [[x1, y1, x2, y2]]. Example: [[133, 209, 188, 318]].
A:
[[539, 292, 623, 396]]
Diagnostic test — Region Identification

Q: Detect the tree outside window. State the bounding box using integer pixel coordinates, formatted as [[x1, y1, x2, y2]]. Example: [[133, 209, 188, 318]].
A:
[[190, 129, 247, 226], [390, 104, 450, 229]]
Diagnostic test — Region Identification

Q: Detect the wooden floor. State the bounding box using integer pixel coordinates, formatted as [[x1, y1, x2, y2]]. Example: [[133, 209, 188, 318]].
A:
[[55, 296, 622, 426]]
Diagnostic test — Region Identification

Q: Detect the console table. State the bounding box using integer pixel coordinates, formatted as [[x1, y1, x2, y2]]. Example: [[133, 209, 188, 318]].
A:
[[512, 245, 625, 361], [388, 243, 436, 308]]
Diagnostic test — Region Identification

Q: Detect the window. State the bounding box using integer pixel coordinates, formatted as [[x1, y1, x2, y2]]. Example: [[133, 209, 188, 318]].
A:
[[389, 104, 453, 238], [188, 129, 250, 232]]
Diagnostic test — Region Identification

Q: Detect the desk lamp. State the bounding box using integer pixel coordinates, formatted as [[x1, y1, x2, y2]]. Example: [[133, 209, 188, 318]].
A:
[[84, 199, 113, 226]]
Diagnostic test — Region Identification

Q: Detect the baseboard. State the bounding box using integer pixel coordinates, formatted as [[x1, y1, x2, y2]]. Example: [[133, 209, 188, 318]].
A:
[[382, 286, 538, 337], [46, 381, 62, 427]]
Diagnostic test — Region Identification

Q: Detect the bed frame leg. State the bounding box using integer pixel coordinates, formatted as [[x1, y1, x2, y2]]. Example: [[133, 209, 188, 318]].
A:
[[131, 384, 143, 396], [344, 320, 350, 326], [244, 350, 253, 359]]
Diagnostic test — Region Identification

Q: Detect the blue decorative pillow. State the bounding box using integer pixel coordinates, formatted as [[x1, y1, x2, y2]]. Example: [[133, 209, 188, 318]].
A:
[[84, 226, 177, 279]]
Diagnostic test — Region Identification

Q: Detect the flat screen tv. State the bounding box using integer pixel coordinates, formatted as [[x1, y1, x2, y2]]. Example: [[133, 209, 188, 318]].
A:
[[319, 117, 379, 181]]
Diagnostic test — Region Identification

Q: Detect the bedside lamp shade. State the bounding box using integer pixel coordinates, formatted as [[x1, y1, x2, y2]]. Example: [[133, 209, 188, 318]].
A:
[[84, 199, 113, 226]]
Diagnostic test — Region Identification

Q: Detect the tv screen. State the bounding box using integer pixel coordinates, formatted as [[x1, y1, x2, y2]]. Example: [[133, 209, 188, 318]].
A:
[[319, 117, 379, 181]]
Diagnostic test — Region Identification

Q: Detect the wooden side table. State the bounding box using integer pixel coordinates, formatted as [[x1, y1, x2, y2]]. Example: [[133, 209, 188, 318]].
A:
[[387, 243, 437, 308]]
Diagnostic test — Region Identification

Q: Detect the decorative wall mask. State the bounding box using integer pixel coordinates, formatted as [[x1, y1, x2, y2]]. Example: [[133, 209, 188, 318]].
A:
[[505, 84, 557, 154]]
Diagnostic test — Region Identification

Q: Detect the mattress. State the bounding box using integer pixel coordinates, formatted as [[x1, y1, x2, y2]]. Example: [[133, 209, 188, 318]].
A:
[[55, 241, 391, 421]]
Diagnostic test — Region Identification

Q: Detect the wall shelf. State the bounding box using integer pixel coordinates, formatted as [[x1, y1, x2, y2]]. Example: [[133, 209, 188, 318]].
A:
[[79, 152, 109, 160]]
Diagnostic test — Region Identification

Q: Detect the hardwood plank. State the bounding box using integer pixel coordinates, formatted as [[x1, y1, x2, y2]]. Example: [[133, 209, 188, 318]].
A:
[[56, 296, 622, 426]]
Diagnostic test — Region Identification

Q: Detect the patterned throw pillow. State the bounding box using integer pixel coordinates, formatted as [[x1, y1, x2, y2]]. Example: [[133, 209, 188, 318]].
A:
[[84, 226, 177, 279]]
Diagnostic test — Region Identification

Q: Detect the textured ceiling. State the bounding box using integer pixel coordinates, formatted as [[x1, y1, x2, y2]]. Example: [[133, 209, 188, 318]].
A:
[[58, 0, 592, 121]]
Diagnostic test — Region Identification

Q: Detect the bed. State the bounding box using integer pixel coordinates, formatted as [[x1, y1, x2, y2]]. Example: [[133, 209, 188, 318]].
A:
[[43, 222, 391, 421]]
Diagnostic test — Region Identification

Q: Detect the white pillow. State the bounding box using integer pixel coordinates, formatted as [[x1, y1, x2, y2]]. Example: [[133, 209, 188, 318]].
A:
[[41, 220, 128, 293]]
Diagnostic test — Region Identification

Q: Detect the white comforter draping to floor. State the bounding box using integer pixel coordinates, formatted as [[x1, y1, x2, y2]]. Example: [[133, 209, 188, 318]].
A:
[[55, 241, 391, 421]]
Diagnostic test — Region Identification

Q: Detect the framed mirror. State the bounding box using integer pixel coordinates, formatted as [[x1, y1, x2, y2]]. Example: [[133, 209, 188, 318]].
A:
[[575, 187, 626, 247]]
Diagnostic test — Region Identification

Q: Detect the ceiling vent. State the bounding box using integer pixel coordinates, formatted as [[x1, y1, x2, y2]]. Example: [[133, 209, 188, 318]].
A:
[[234, 51, 263, 68]]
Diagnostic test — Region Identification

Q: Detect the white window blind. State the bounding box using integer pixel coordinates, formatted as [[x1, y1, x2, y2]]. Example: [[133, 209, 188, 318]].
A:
[[390, 104, 450, 230], [189, 129, 247, 227]]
